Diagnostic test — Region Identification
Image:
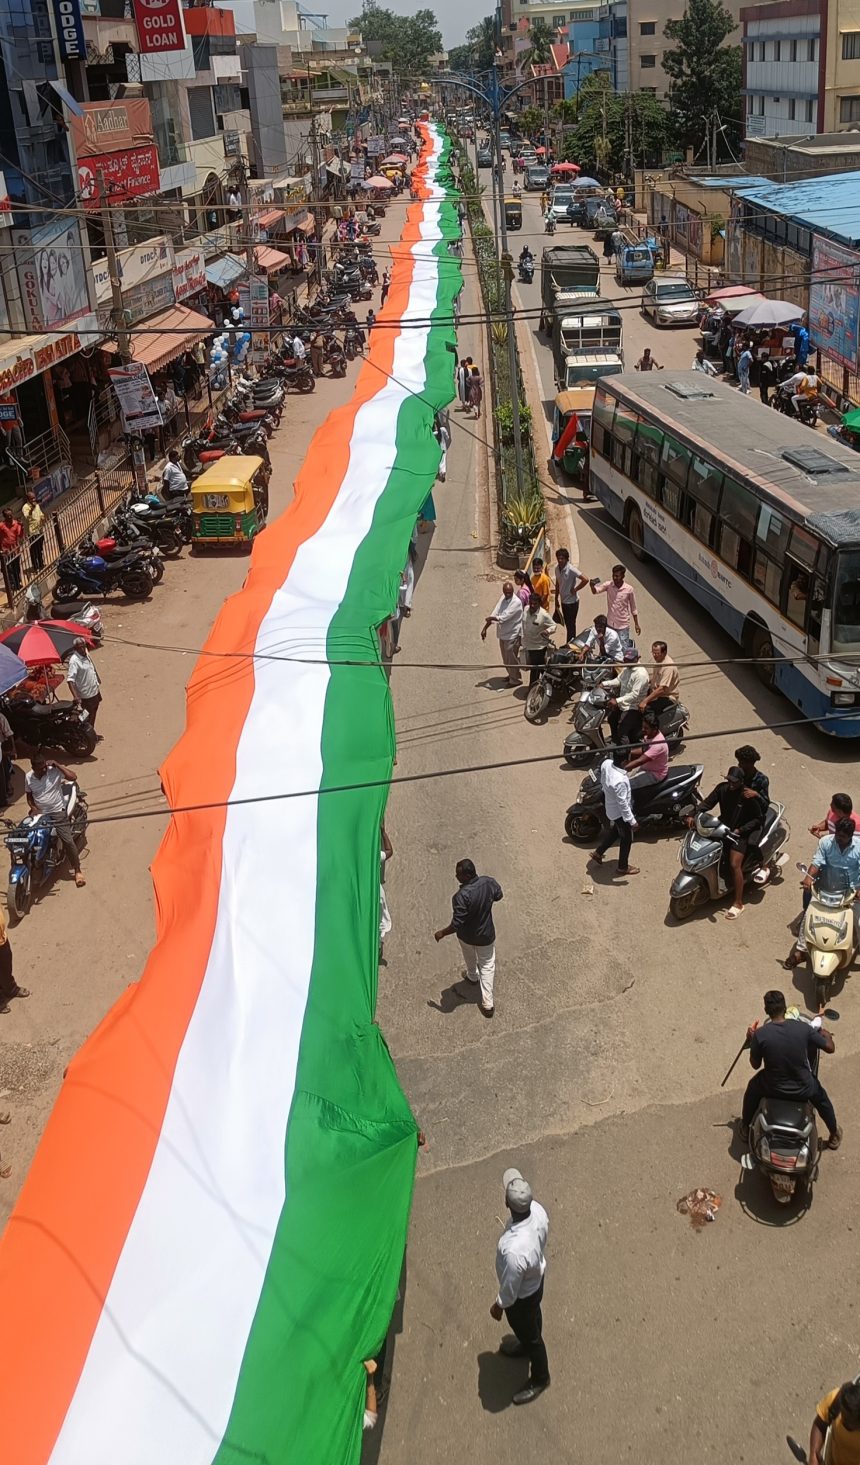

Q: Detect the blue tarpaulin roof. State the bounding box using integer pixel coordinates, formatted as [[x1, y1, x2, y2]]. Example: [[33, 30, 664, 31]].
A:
[[205, 254, 246, 289], [730, 171, 860, 247], [687, 174, 770, 189]]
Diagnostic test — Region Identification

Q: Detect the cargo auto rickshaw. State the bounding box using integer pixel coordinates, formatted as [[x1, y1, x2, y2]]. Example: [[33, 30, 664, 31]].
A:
[[551, 387, 594, 484], [190, 455, 269, 549], [504, 195, 523, 230]]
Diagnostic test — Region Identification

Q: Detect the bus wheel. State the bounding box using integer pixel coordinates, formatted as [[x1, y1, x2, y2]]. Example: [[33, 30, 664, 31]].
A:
[[750, 626, 776, 689], [625, 503, 647, 561]]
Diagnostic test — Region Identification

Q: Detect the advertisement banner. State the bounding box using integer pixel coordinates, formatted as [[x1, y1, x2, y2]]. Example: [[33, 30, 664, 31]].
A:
[[78, 146, 160, 208], [52, 0, 85, 59], [366, 135, 384, 155], [132, 0, 187, 54], [173, 248, 206, 303], [70, 99, 153, 160], [248, 276, 269, 328], [350, 159, 366, 181], [809, 238, 860, 372], [12, 219, 93, 331], [90, 236, 173, 304], [0, 331, 82, 393], [108, 362, 164, 432]]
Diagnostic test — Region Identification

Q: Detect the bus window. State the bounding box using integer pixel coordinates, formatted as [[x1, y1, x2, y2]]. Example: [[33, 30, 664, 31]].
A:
[[787, 524, 819, 571], [832, 549, 860, 655], [633, 421, 662, 498], [718, 478, 757, 579], [753, 553, 782, 607], [756, 504, 791, 560], [684, 456, 722, 547], [658, 435, 690, 518], [783, 561, 810, 630], [592, 388, 616, 459]]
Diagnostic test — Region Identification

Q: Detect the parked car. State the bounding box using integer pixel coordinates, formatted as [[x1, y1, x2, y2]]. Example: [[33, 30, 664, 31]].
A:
[[641, 276, 700, 327], [525, 164, 550, 190], [549, 188, 576, 223]]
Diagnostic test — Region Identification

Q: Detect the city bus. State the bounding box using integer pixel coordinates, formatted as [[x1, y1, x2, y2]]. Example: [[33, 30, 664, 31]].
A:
[[587, 371, 860, 736]]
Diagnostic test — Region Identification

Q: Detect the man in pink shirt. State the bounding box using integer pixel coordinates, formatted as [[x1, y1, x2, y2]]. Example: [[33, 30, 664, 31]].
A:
[[590, 564, 641, 647], [627, 710, 668, 786]]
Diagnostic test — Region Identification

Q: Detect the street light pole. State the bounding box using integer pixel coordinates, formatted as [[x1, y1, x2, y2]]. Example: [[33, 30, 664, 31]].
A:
[[491, 57, 525, 505]]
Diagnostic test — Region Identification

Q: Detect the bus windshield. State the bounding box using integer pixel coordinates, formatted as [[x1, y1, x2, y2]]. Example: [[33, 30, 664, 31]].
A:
[[832, 549, 860, 654]]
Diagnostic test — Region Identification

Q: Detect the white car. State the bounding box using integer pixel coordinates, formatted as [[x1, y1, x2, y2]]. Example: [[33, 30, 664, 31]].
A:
[[641, 276, 700, 327], [549, 189, 575, 223]]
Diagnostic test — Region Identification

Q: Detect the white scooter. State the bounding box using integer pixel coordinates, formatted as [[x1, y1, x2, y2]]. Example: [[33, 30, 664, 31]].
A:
[[797, 864, 859, 1012]]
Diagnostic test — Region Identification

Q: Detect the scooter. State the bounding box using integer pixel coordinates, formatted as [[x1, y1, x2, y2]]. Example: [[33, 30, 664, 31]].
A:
[[525, 644, 613, 723], [740, 1009, 822, 1205], [3, 781, 88, 921], [669, 805, 790, 921], [563, 686, 690, 765], [518, 255, 534, 284], [23, 583, 103, 645], [565, 760, 703, 844], [0, 695, 97, 759], [797, 865, 859, 1012], [544, 214, 556, 235]]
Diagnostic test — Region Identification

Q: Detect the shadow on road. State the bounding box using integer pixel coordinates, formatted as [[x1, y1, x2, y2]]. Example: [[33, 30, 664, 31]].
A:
[[476, 1349, 528, 1413]]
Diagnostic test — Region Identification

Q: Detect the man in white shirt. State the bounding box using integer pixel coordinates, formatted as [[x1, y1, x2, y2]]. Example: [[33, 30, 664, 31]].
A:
[[553, 546, 588, 640], [489, 1167, 550, 1405], [577, 614, 623, 663], [481, 580, 524, 686], [520, 592, 556, 685], [66, 637, 102, 734], [589, 746, 640, 877], [292, 334, 307, 362], [161, 449, 188, 500], [25, 752, 86, 886], [782, 369, 819, 417], [602, 646, 650, 743]]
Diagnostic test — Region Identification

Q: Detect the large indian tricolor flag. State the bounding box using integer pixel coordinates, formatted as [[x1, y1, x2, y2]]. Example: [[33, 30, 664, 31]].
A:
[[0, 122, 461, 1464]]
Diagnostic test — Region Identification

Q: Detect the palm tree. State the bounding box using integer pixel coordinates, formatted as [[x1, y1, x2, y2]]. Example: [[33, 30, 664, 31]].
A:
[[520, 17, 554, 68]]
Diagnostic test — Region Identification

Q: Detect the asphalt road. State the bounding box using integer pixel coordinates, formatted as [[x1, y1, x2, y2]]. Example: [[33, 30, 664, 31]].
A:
[[372, 180, 860, 1463]]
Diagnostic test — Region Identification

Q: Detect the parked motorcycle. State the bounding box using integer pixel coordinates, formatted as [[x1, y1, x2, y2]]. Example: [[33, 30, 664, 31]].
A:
[[3, 780, 88, 921], [740, 1009, 822, 1204], [797, 865, 859, 1012], [80, 531, 165, 582], [563, 686, 690, 765], [669, 805, 790, 921], [0, 695, 97, 758], [271, 359, 315, 393], [55, 548, 153, 601], [343, 325, 365, 360], [565, 761, 703, 844], [23, 584, 103, 645], [324, 338, 348, 376]]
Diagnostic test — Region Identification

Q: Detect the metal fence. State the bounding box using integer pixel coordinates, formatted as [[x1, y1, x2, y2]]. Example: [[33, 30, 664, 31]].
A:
[[0, 460, 133, 611]]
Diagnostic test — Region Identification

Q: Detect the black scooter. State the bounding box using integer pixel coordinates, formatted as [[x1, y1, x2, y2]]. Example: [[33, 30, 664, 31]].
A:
[[565, 760, 704, 844]]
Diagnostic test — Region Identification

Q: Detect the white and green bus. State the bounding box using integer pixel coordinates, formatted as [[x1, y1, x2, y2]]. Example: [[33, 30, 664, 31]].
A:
[[588, 371, 860, 736]]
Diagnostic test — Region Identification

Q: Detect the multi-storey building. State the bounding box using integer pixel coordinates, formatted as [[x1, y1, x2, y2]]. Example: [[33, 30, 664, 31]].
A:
[[741, 0, 860, 139]]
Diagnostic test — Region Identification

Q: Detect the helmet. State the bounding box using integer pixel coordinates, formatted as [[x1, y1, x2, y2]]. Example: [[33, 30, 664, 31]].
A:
[[622, 646, 640, 662]]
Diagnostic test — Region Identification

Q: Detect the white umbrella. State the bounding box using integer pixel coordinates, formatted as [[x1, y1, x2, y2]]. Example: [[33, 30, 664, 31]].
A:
[[732, 298, 803, 329]]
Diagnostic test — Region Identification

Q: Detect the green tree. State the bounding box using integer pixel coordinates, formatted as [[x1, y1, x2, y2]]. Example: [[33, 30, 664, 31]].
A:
[[520, 16, 554, 68], [448, 15, 497, 73], [351, 1, 443, 79], [560, 74, 668, 172], [662, 0, 742, 157]]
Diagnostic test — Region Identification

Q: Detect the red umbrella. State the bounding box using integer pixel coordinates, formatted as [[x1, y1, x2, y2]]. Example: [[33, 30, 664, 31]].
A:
[[534, 145, 546, 155], [0, 620, 95, 667], [552, 161, 580, 174]]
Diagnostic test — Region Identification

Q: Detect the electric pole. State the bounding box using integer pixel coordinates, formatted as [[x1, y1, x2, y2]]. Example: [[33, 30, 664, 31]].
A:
[[492, 64, 525, 505], [98, 169, 131, 362]]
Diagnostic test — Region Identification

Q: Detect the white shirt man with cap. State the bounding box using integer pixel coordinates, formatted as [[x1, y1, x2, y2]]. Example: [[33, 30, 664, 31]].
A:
[[489, 1167, 550, 1405]]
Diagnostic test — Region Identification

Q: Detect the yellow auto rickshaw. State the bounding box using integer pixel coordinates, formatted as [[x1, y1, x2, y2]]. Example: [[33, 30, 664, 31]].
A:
[[504, 195, 523, 230], [551, 387, 594, 482], [190, 454, 269, 549]]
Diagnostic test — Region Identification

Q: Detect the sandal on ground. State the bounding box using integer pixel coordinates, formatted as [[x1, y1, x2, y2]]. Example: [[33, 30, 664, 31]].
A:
[[617, 866, 640, 877], [725, 905, 744, 920], [75, 873, 86, 888]]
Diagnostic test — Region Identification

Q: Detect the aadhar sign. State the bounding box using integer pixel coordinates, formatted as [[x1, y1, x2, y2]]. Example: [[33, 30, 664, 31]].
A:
[[132, 0, 187, 53], [809, 238, 860, 373]]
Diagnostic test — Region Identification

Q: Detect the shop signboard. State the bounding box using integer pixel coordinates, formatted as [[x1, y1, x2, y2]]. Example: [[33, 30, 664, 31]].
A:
[[78, 146, 161, 208], [809, 238, 860, 372], [0, 331, 82, 394], [350, 159, 366, 181], [70, 100, 154, 160], [132, 0, 187, 53], [90, 236, 173, 304], [52, 0, 85, 59], [108, 361, 164, 432], [367, 135, 384, 155], [173, 248, 206, 303], [248, 275, 269, 329], [123, 271, 176, 325], [11, 219, 94, 332]]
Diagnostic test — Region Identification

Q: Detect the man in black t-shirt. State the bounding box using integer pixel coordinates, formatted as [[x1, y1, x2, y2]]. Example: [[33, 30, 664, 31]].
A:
[[434, 859, 503, 1019], [741, 989, 842, 1146]]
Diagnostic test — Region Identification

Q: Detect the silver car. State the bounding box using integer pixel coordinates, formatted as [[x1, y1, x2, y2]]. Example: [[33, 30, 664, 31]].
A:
[[642, 276, 700, 327]]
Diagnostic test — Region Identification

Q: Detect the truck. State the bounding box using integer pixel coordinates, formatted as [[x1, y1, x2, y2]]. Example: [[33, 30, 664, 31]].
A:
[[551, 298, 624, 390], [539, 244, 600, 332]]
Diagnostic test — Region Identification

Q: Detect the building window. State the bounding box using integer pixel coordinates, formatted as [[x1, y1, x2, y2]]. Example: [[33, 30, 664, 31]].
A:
[[790, 38, 797, 60], [840, 95, 860, 121], [775, 40, 781, 59], [639, 19, 655, 33], [804, 99, 814, 122], [614, 16, 626, 36], [640, 85, 657, 93], [748, 94, 754, 113], [757, 41, 764, 60], [788, 98, 796, 119], [757, 96, 765, 115], [809, 36, 818, 59], [640, 53, 656, 66], [553, 13, 566, 25], [843, 30, 860, 58]]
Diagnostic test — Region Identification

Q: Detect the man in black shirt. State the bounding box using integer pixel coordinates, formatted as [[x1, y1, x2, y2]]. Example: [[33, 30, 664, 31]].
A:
[[434, 859, 503, 1019], [741, 989, 841, 1147], [691, 765, 766, 919], [734, 744, 770, 808]]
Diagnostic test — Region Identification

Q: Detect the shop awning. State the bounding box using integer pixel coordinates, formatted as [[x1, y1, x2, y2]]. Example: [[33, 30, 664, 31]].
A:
[[255, 246, 290, 273], [256, 209, 285, 231], [129, 305, 214, 372], [296, 215, 316, 234], [205, 254, 246, 289]]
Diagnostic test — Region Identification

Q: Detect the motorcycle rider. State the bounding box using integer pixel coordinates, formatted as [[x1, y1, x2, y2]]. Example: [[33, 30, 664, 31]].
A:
[[626, 709, 668, 787], [689, 765, 765, 919], [545, 213, 556, 235], [734, 744, 770, 806], [24, 751, 86, 888], [602, 646, 649, 744], [521, 592, 557, 686], [576, 614, 622, 663], [640, 640, 680, 717], [780, 368, 819, 418], [785, 817, 860, 968], [740, 988, 841, 1149], [519, 245, 533, 269]]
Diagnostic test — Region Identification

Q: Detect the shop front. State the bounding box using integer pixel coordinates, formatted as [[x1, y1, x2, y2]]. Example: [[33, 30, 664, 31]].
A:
[[0, 330, 84, 502], [102, 304, 214, 457]]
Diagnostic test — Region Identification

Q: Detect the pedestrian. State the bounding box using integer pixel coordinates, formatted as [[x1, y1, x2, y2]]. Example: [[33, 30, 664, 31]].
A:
[[291, 332, 307, 362], [381, 269, 390, 307], [521, 592, 556, 685], [0, 902, 29, 1016], [308, 330, 325, 377], [162, 448, 188, 499], [22, 488, 45, 573], [635, 348, 662, 372], [589, 563, 640, 646], [490, 1167, 551, 1405], [553, 546, 588, 641], [366, 308, 376, 335], [807, 1376, 860, 1465], [25, 752, 86, 887], [589, 746, 640, 877], [792, 318, 811, 368], [455, 357, 470, 410], [467, 364, 483, 418], [481, 579, 523, 686], [379, 824, 393, 961], [529, 556, 551, 609], [513, 569, 531, 606], [758, 352, 778, 404], [737, 341, 753, 394], [66, 636, 102, 734], [0, 507, 23, 592], [434, 858, 502, 1017], [0, 705, 13, 805]]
